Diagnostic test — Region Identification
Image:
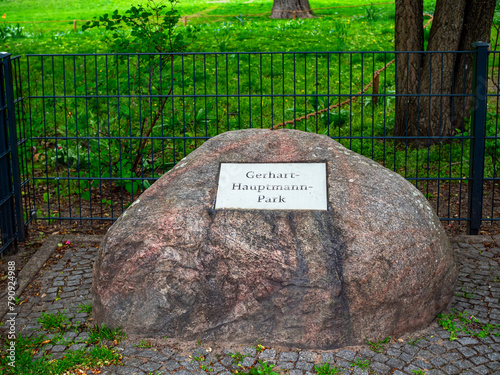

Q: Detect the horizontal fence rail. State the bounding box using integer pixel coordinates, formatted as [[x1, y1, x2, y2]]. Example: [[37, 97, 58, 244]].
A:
[[2, 46, 499, 235]]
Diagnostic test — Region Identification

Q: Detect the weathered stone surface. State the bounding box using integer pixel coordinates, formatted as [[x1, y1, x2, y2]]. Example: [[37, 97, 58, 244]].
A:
[[93, 129, 458, 349]]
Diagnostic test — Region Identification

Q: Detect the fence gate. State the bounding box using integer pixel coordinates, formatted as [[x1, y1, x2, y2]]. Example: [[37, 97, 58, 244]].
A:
[[0, 53, 24, 254]]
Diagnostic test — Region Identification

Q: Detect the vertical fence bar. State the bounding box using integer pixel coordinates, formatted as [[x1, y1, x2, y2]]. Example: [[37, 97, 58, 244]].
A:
[[468, 42, 489, 235]]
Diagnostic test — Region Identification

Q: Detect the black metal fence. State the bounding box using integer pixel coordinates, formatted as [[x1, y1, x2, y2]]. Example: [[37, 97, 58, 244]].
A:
[[2, 43, 500, 252]]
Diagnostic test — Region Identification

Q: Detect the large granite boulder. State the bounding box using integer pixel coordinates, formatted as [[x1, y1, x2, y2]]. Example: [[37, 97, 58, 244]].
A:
[[93, 129, 457, 349]]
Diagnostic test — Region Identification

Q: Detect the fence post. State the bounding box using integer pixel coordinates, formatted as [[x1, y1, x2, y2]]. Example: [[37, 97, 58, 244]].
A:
[[467, 42, 489, 235], [0, 53, 14, 252], [1, 53, 24, 244]]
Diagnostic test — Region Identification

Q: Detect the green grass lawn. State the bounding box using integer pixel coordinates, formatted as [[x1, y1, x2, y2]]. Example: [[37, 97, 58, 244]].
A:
[[0, 0, 403, 54]]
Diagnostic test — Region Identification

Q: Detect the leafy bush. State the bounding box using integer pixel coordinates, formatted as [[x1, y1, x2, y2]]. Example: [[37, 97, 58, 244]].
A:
[[82, 0, 196, 54]]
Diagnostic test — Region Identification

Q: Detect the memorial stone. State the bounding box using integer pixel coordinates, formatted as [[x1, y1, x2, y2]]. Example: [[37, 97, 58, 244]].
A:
[[93, 129, 457, 349]]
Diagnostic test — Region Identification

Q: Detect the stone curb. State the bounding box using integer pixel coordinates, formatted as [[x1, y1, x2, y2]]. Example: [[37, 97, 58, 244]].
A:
[[0, 234, 102, 321]]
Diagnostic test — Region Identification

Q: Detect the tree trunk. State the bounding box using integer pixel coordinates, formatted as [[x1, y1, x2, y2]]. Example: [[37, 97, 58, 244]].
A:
[[395, 0, 496, 143], [270, 0, 314, 19], [452, 0, 496, 132], [395, 0, 424, 139]]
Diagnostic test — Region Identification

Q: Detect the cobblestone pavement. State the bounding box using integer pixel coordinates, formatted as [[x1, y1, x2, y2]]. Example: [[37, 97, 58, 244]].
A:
[[3, 235, 500, 375]]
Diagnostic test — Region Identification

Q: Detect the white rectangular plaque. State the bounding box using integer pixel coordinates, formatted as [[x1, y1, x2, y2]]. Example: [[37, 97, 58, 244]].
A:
[[215, 163, 327, 210]]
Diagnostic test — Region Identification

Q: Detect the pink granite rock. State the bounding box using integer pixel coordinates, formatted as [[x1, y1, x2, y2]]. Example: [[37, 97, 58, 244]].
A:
[[92, 129, 457, 349]]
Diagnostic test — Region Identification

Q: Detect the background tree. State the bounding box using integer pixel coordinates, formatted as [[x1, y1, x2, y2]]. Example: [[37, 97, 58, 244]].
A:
[[395, 0, 496, 142], [270, 0, 313, 19]]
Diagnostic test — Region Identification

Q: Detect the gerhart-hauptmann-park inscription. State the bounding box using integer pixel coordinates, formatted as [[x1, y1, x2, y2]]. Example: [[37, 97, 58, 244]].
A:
[[214, 162, 327, 210]]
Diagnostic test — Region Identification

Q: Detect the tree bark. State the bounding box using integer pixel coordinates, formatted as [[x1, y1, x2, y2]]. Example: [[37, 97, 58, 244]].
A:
[[395, 0, 424, 139], [452, 0, 496, 132], [395, 0, 496, 143], [270, 0, 314, 19]]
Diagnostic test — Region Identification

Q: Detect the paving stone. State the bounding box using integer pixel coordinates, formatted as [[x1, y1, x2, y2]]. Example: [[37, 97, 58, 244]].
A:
[[259, 349, 277, 360], [242, 347, 257, 357], [289, 371, 304, 375], [442, 351, 461, 362], [241, 356, 255, 367], [386, 347, 402, 357], [68, 343, 86, 351], [139, 361, 161, 372], [172, 371, 191, 375], [412, 358, 432, 369], [280, 351, 299, 362], [457, 346, 477, 357], [487, 351, 500, 361], [321, 352, 335, 363], [386, 357, 405, 370], [136, 348, 158, 358], [372, 353, 389, 363], [62, 331, 78, 340], [470, 355, 489, 365], [52, 352, 65, 360], [430, 356, 448, 367], [442, 340, 462, 350], [179, 361, 199, 371], [336, 359, 351, 369], [370, 361, 390, 374], [404, 364, 424, 373], [51, 344, 67, 352], [276, 361, 295, 370], [151, 354, 170, 363], [427, 370, 446, 375], [456, 359, 475, 370], [359, 348, 376, 358], [219, 357, 233, 367], [352, 368, 369, 375], [415, 339, 430, 348], [296, 361, 314, 371], [473, 365, 491, 375], [123, 357, 145, 367], [487, 361, 500, 371], [474, 344, 493, 354], [401, 345, 420, 355], [298, 351, 317, 362], [399, 351, 415, 362], [336, 349, 356, 361], [427, 345, 446, 355], [457, 337, 480, 346], [163, 359, 181, 371], [416, 349, 433, 359]]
